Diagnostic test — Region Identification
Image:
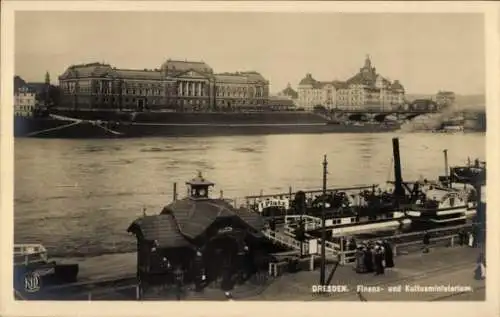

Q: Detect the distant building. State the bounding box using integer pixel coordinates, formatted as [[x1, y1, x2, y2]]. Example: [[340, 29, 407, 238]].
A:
[[13, 76, 37, 116], [278, 83, 298, 99], [297, 74, 343, 110], [273, 83, 298, 108], [268, 95, 296, 111], [58, 60, 269, 111], [436, 91, 455, 108], [297, 55, 406, 111]]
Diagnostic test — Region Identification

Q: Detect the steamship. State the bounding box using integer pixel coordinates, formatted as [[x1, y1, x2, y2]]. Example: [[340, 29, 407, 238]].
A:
[[249, 185, 411, 237], [247, 138, 479, 234]]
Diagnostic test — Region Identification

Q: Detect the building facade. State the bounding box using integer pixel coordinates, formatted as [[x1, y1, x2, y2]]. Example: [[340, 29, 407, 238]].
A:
[[297, 74, 343, 110], [435, 91, 456, 108], [297, 56, 406, 111], [13, 76, 37, 116], [58, 60, 269, 111]]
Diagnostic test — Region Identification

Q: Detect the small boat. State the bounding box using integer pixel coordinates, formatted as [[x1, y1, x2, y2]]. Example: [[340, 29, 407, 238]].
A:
[[386, 142, 481, 229], [13, 244, 79, 290], [437, 156, 486, 215], [401, 181, 471, 227]]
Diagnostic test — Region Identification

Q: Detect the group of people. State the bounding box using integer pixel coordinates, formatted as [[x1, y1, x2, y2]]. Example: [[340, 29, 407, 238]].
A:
[[353, 240, 394, 275]]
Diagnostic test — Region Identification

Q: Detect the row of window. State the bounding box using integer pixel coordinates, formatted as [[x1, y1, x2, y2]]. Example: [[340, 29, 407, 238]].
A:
[[15, 105, 35, 111], [15, 92, 36, 97]]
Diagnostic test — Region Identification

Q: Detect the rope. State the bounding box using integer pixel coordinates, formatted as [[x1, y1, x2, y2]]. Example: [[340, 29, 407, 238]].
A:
[[93, 122, 122, 136], [26, 114, 123, 137], [26, 121, 81, 137]]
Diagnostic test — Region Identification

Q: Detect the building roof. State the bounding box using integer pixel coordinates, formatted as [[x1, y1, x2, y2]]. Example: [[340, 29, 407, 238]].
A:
[[14, 76, 38, 94], [14, 76, 27, 91], [346, 70, 377, 86], [186, 172, 215, 187], [298, 73, 317, 86], [268, 96, 295, 106], [437, 91, 455, 96], [127, 214, 191, 249], [215, 71, 267, 84], [240, 71, 267, 83], [59, 63, 114, 79], [160, 198, 264, 239], [114, 69, 162, 80], [390, 80, 405, 91], [215, 74, 249, 84], [160, 59, 213, 75], [332, 80, 348, 89]]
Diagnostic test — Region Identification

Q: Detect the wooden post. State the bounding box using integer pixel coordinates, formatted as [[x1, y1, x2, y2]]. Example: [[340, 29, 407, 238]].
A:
[[320, 155, 328, 285], [173, 182, 177, 201], [136, 285, 141, 300], [339, 236, 344, 265], [310, 255, 314, 271], [220, 190, 224, 199], [443, 150, 450, 188], [289, 186, 292, 199]]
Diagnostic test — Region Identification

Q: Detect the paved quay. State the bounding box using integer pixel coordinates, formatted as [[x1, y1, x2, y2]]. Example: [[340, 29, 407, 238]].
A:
[[28, 245, 484, 301], [244, 246, 484, 301]]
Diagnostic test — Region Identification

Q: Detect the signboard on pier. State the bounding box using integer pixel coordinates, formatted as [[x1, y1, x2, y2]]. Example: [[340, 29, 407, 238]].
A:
[[308, 239, 318, 255]]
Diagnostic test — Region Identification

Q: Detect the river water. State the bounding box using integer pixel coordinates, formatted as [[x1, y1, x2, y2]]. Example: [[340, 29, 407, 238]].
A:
[[14, 132, 485, 258]]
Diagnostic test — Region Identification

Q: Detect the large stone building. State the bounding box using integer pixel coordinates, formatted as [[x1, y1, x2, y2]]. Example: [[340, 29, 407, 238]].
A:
[[297, 74, 344, 110], [297, 56, 406, 110], [58, 60, 269, 111]]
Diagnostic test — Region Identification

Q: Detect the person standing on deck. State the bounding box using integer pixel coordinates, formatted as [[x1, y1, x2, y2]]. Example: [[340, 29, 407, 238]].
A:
[[363, 243, 374, 273], [355, 245, 366, 273], [373, 243, 385, 275], [382, 240, 394, 268]]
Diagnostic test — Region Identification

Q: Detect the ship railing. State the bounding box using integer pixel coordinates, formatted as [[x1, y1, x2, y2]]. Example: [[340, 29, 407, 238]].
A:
[[245, 184, 380, 200], [13, 244, 48, 266], [284, 214, 322, 226], [336, 223, 475, 265], [262, 229, 309, 254], [281, 224, 339, 256]]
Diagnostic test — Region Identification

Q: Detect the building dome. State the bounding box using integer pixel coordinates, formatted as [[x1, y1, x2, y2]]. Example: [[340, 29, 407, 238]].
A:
[[299, 73, 317, 86], [282, 83, 298, 99], [391, 80, 405, 91]]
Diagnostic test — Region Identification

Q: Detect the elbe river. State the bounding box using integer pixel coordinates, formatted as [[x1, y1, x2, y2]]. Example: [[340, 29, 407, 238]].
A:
[[14, 132, 485, 258]]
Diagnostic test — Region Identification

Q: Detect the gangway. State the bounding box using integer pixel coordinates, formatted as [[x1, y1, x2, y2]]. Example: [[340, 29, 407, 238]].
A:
[[262, 229, 310, 253], [262, 227, 339, 258], [284, 215, 322, 231]]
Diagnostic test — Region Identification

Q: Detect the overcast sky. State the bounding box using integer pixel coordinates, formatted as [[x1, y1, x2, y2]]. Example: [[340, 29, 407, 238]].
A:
[[15, 11, 485, 95]]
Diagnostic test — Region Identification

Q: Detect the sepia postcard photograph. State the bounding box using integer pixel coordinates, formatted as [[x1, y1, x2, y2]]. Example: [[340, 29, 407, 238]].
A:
[[1, 1, 499, 317]]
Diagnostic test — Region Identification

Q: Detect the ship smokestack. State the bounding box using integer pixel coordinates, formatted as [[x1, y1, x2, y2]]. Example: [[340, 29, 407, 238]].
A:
[[443, 149, 450, 187], [392, 138, 405, 200]]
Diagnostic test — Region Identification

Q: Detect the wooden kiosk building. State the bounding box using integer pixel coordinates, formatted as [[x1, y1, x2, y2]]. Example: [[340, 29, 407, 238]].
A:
[[127, 172, 267, 292]]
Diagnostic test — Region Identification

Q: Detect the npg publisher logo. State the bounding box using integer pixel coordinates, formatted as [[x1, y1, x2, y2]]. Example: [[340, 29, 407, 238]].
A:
[[24, 271, 41, 293]]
